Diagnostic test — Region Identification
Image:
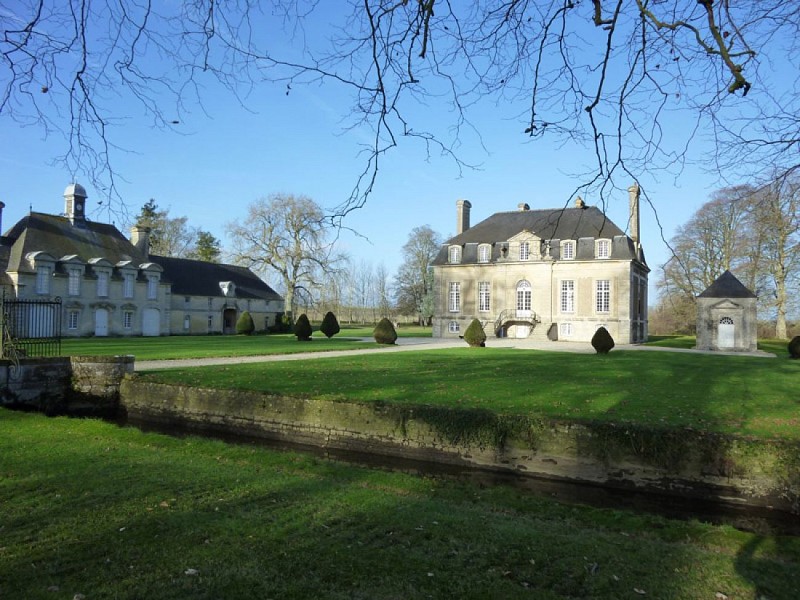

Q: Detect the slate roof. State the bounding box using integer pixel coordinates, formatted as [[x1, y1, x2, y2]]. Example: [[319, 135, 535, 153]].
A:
[[152, 255, 283, 301], [698, 270, 757, 299], [2, 212, 147, 272]]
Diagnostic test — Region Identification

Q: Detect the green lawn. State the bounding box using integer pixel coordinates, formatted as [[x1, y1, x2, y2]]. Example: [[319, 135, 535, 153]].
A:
[[141, 347, 800, 440], [1, 410, 798, 599], [646, 335, 790, 356], [59, 326, 431, 360]]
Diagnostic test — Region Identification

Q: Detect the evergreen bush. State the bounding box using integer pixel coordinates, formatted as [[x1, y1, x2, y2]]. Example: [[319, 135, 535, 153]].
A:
[[463, 318, 487, 347], [591, 326, 615, 354], [320, 311, 341, 339], [789, 336, 800, 359], [373, 318, 398, 345], [294, 313, 313, 341], [235, 311, 255, 335]]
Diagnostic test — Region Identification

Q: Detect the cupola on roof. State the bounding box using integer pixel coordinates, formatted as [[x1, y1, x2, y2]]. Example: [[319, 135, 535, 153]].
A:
[[64, 183, 87, 198]]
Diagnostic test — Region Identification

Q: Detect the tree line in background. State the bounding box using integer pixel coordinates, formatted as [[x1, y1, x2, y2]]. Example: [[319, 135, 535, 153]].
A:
[[135, 200, 222, 263], [654, 174, 800, 339]]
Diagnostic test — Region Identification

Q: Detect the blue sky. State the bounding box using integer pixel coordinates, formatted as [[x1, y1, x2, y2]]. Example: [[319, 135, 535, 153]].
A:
[[0, 4, 783, 302]]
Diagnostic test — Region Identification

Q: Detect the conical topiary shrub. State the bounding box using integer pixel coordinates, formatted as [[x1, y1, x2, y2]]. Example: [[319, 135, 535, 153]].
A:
[[463, 318, 487, 347], [320, 311, 341, 339], [373, 318, 398, 345], [235, 311, 255, 335], [294, 313, 313, 341], [591, 326, 615, 354], [789, 336, 800, 359]]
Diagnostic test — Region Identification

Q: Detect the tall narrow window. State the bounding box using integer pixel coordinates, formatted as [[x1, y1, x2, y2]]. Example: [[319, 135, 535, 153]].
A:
[[448, 246, 461, 264], [36, 266, 51, 294], [596, 280, 610, 313], [478, 281, 491, 312], [123, 273, 135, 298], [478, 244, 491, 263], [448, 282, 461, 312], [147, 276, 158, 300], [519, 241, 530, 261], [96, 271, 109, 297], [67, 310, 79, 330], [184, 315, 191, 330], [596, 239, 610, 259], [560, 280, 575, 313], [516, 280, 532, 315], [68, 269, 81, 296], [123, 311, 134, 329], [561, 240, 575, 260]]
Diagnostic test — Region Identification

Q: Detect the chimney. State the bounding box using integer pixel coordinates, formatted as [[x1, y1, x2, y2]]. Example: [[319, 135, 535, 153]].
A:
[[517, 203, 530, 211], [0, 201, 4, 234], [575, 196, 586, 209], [456, 199, 472, 235], [63, 183, 88, 226], [130, 225, 151, 257], [627, 182, 641, 245]]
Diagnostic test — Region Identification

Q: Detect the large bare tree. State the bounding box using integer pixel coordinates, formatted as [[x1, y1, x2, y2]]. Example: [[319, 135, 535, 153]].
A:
[[394, 225, 441, 325], [3, 2, 799, 214]]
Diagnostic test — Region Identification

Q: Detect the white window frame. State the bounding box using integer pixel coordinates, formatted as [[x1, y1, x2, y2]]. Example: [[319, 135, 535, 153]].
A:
[[36, 266, 51, 294], [519, 241, 530, 261], [561, 240, 575, 260], [560, 280, 575, 313], [67, 310, 79, 330], [184, 314, 191, 330], [516, 280, 532, 314], [123, 310, 134, 329], [68, 268, 81, 296], [147, 276, 158, 300], [448, 281, 461, 312], [478, 281, 491, 312], [595, 239, 611, 259], [596, 280, 611, 313], [448, 320, 460, 333], [96, 271, 109, 297], [559, 322, 572, 338], [448, 245, 462, 264], [123, 273, 135, 299], [478, 244, 491, 263]]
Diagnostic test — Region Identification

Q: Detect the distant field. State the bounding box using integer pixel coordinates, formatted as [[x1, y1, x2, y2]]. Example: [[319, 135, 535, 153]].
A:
[[142, 345, 800, 440], [2, 410, 798, 599], [59, 325, 430, 360]]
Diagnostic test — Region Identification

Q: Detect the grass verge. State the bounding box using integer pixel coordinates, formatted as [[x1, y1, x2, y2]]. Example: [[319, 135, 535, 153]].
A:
[[1, 409, 798, 599], [140, 347, 800, 440]]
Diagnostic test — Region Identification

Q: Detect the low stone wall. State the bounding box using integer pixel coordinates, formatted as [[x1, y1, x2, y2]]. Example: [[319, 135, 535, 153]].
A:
[[1, 355, 134, 415], [120, 378, 800, 514]]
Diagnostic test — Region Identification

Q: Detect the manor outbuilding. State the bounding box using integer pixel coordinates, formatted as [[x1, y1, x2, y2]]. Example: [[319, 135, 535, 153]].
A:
[[695, 270, 758, 352]]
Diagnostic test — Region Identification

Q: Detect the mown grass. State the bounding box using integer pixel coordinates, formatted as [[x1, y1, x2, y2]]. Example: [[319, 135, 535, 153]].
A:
[[1, 409, 798, 600], [646, 335, 790, 356], [141, 347, 800, 440], [59, 325, 431, 360]]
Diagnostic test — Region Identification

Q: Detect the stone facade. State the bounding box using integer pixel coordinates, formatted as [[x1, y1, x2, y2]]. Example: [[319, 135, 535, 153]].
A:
[[432, 185, 649, 344], [696, 271, 758, 352]]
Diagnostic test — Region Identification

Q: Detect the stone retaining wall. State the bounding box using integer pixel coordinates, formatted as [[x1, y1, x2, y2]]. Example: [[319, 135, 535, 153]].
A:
[[120, 378, 800, 514]]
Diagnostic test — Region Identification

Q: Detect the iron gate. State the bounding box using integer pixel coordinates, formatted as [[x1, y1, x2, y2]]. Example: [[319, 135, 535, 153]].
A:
[[1, 292, 62, 359]]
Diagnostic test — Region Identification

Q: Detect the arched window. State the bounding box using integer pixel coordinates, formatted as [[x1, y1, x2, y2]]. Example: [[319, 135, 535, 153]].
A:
[[516, 280, 532, 316], [720, 317, 734, 325], [448, 245, 462, 264]]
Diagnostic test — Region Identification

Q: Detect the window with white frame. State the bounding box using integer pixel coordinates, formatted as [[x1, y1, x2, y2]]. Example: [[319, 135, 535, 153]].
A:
[[519, 241, 530, 261], [36, 266, 51, 294], [516, 280, 532, 313], [448, 281, 461, 312], [184, 315, 191, 330], [448, 246, 462, 264], [123, 273, 135, 298], [478, 281, 491, 312], [123, 311, 134, 329], [595, 239, 610, 259], [147, 276, 158, 300], [96, 271, 109, 297], [448, 320, 460, 333], [596, 280, 611, 313], [559, 322, 572, 338], [67, 310, 79, 330], [68, 268, 81, 296], [560, 280, 575, 313], [478, 244, 491, 263], [561, 240, 575, 260]]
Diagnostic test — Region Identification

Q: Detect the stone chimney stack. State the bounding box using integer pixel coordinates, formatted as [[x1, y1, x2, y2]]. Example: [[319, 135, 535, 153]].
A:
[[64, 183, 88, 226], [0, 201, 5, 235], [456, 199, 472, 235], [627, 182, 641, 245], [130, 225, 151, 257]]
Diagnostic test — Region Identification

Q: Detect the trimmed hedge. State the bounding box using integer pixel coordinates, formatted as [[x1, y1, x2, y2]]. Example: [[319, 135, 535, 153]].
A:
[[235, 311, 255, 335], [320, 311, 341, 339], [463, 319, 487, 347], [294, 313, 313, 341], [373, 318, 398, 345], [591, 326, 615, 354], [789, 336, 800, 359]]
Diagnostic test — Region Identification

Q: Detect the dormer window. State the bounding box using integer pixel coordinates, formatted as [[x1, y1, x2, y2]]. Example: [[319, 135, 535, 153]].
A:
[[448, 246, 462, 264], [36, 265, 52, 294], [478, 244, 491, 263], [519, 241, 530, 261], [219, 281, 236, 297], [595, 239, 611, 259], [561, 240, 575, 260]]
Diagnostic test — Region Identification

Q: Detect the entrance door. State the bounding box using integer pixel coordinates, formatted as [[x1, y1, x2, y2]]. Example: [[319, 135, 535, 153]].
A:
[[223, 308, 237, 334], [718, 317, 735, 348], [515, 324, 530, 338], [94, 308, 109, 337], [516, 281, 532, 318], [142, 308, 160, 336]]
